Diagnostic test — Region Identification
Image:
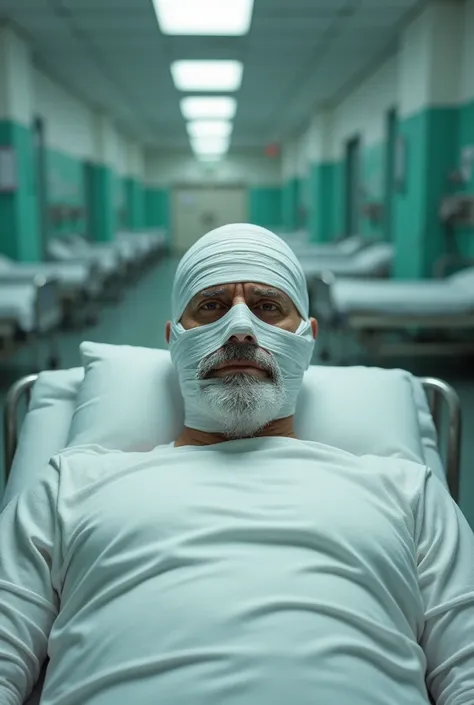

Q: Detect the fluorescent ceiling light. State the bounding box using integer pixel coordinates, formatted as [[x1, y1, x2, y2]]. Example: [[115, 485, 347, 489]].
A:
[[191, 136, 230, 155], [187, 121, 233, 138], [181, 97, 237, 120], [154, 0, 254, 36], [171, 61, 243, 92]]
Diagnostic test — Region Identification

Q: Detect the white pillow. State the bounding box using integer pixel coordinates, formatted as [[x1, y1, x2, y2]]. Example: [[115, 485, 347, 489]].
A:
[[2, 368, 84, 509], [67, 342, 425, 465]]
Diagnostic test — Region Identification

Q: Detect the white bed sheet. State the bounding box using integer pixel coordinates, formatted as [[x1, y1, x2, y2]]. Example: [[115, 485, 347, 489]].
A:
[[0, 262, 89, 290], [0, 283, 36, 331], [331, 278, 474, 315], [48, 240, 117, 275], [303, 243, 393, 277], [292, 236, 363, 258]]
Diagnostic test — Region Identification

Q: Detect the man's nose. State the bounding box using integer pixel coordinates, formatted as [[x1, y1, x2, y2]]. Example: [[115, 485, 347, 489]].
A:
[[229, 333, 257, 344]]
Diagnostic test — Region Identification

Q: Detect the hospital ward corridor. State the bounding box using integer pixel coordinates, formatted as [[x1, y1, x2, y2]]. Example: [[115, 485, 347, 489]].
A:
[[1, 0, 474, 704]]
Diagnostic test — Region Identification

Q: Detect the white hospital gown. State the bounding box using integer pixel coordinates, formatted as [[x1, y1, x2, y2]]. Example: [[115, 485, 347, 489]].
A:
[[0, 437, 473, 705]]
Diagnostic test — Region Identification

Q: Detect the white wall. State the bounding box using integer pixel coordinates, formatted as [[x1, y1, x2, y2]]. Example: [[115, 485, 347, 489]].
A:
[[398, 1, 463, 118], [33, 67, 140, 177], [145, 151, 281, 187], [460, 0, 474, 104], [33, 68, 96, 159], [332, 55, 397, 156], [0, 28, 33, 124]]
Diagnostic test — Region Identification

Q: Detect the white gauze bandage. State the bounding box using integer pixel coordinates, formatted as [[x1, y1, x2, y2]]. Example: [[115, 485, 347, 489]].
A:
[[169, 223, 315, 431]]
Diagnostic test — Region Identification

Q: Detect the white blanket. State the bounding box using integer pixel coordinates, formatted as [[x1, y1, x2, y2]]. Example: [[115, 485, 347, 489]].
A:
[[1, 438, 473, 705]]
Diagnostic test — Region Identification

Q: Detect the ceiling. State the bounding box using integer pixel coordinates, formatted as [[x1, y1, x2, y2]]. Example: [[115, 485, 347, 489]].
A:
[[4, 0, 428, 152]]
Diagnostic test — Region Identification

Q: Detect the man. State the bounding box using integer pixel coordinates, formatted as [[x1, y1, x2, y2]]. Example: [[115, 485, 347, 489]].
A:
[[0, 223, 473, 705]]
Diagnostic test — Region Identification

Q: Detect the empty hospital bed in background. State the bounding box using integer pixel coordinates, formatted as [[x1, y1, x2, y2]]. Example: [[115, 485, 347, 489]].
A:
[[290, 234, 367, 258], [47, 237, 126, 301], [312, 266, 474, 363], [0, 255, 102, 328], [0, 276, 62, 371], [1, 342, 462, 704], [118, 229, 168, 264], [302, 242, 394, 290]]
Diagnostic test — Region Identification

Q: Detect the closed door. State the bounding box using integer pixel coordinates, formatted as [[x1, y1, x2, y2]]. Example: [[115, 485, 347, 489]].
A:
[[385, 108, 398, 242], [172, 186, 247, 253], [345, 137, 361, 236]]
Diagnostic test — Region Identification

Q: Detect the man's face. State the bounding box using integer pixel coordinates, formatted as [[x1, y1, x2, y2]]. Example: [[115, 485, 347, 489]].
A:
[[166, 282, 317, 438]]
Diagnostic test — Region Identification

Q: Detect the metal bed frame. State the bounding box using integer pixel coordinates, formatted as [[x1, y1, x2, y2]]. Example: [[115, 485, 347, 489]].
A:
[[311, 272, 474, 361], [0, 275, 62, 372], [3, 372, 462, 503]]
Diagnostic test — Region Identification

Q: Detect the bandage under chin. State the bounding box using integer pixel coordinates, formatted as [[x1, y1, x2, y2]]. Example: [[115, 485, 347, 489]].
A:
[[170, 303, 314, 432]]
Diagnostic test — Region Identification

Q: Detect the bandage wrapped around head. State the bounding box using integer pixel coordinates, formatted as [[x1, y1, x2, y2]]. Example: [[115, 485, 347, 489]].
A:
[[169, 223, 315, 432]]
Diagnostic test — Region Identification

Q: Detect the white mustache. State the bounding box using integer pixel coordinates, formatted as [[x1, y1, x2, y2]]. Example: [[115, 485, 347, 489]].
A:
[[198, 343, 276, 380]]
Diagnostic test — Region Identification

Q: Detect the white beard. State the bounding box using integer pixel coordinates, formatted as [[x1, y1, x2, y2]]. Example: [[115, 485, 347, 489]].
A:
[[198, 372, 286, 439]]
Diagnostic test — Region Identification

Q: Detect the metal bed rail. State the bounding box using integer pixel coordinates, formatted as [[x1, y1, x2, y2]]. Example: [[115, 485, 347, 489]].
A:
[[0, 276, 62, 371], [2, 372, 462, 503]]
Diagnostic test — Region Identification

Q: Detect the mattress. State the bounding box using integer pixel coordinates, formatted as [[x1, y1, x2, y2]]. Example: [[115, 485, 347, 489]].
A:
[[0, 283, 36, 331], [331, 278, 474, 316]]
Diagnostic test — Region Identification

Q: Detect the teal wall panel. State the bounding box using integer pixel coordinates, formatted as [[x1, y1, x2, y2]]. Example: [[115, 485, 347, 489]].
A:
[[394, 107, 458, 279], [87, 163, 116, 242], [308, 162, 339, 243], [45, 149, 87, 238], [144, 187, 170, 231], [453, 100, 474, 259], [116, 176, 127, 230], [125, 177, 145, 230], [248, 187, 282, 229], [0, 120, 40, 261]]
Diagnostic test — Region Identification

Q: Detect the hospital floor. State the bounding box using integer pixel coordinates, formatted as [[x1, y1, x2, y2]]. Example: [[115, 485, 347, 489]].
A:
[[1, 255, 473, 530]]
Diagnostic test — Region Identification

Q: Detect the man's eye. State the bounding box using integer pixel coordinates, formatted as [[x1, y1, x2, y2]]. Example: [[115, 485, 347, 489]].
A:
[[256, 302, 279, 312], [200, 301, 222, 311]]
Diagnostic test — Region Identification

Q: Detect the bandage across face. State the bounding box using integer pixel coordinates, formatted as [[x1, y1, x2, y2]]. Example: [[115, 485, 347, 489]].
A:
[[169, 224, 315, 432]]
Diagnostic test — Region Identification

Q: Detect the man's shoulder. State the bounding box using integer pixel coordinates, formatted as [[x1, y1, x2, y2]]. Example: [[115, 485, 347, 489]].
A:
[[357, 452, 431, 499]]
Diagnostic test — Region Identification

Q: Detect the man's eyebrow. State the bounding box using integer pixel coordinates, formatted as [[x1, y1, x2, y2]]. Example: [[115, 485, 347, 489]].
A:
[[251, 286, 287, 302], [197, 287, 228, 299]]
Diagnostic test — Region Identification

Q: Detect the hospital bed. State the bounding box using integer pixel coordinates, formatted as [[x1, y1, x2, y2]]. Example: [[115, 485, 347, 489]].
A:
[[47, 237, 126, 302], [118, 229, 168, 265], [0, 255, 102, 328], [66, 233, 144, 280], [311, 265, 474, 362], [2, 341, 464, 703], [302, 242, 394, 286], [290, 234, 367, 258], [1, 342, 461, 704], [0, 275, 62, 371]]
